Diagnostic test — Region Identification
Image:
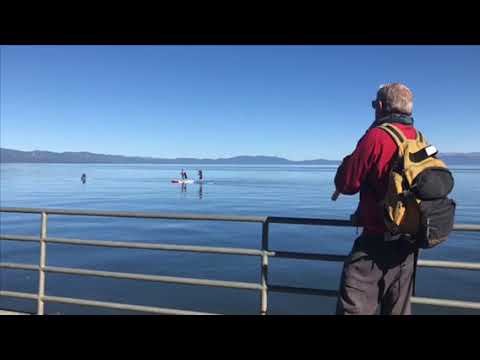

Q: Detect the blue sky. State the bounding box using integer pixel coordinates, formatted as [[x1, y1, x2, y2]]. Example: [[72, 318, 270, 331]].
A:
[[1, 45, 478, 160]]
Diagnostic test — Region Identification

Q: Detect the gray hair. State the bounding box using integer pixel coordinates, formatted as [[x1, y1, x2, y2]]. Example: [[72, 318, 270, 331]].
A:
[[377, 83, 413, 115]]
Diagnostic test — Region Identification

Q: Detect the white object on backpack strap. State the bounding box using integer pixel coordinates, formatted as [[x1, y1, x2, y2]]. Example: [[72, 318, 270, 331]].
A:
[[425, 145, 437, 157]]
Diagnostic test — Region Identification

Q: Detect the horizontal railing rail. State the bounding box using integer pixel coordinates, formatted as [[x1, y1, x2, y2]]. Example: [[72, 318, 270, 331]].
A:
[[0, 207, 267, 223], [0, 234, 270, 256], [1, 207, 479, 315]]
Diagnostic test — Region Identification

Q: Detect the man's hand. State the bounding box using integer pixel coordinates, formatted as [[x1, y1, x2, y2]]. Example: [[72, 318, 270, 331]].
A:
[[331, 189, 340, 201]]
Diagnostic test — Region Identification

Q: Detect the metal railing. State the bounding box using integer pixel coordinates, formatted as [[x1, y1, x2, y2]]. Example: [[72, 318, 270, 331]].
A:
[[1, 207, 479, 315]]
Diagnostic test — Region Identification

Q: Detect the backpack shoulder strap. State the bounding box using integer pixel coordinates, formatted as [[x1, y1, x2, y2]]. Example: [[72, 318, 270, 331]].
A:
[[416, 130, 423, 143], [416, 129, 429, 145], [376, 123, 407, 148]]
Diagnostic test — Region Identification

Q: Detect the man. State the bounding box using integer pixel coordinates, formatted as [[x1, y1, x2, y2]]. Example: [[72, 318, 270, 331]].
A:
[[198, 169, 203, 181], [333, 83, 418, 315]]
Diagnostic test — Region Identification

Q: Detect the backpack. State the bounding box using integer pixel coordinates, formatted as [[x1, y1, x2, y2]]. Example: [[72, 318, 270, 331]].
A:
[[377, 123, 456, 249]]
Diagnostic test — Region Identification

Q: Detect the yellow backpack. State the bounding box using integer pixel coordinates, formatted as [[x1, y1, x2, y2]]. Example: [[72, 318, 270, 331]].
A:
[[377, 123, 456, 248]]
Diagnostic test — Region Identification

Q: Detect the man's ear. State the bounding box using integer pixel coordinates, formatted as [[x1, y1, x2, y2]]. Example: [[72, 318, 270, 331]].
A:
[[378, 100, 384, 112]]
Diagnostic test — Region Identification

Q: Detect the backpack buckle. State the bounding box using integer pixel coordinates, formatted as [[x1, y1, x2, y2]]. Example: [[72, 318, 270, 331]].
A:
[[384, 232, 416, 244], [384, 232, 402, 242]]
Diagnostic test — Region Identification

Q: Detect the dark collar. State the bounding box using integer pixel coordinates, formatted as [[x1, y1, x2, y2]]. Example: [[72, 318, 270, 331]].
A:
[[376, 113, 414, 126]]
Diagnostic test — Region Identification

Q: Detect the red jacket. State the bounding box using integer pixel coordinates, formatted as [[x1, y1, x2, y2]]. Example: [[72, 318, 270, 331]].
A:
[[334, 122, 417, 235]]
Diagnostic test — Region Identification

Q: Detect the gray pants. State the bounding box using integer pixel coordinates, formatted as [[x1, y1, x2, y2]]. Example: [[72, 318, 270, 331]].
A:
[[336, 235, 416, 315]]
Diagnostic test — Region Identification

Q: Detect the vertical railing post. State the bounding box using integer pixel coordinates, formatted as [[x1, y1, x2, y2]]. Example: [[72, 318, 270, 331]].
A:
[[37, 212, 48, 315], [260, 220, 269, 315]]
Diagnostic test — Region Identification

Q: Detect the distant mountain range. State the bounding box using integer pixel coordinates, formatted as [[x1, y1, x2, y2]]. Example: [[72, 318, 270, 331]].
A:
[[1, 148, 479, 165], [438, 152, 480, 165], [0, 148, 339, 165]]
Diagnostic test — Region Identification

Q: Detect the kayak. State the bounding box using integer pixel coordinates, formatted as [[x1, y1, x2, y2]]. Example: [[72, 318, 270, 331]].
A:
[[171, 179, 194, 184]]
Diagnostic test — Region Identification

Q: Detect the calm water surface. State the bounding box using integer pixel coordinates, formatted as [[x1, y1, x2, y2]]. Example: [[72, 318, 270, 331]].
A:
[[1, 163, 479, 314]]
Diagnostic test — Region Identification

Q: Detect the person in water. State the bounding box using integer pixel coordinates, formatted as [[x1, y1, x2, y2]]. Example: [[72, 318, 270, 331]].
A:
[[81, 173, 86, 184], [198, 169, 203, 181], [181, 169, 188, 180]]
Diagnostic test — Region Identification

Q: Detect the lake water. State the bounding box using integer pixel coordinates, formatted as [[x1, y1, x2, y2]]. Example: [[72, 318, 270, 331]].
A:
[[1, 163, 479, 315]]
